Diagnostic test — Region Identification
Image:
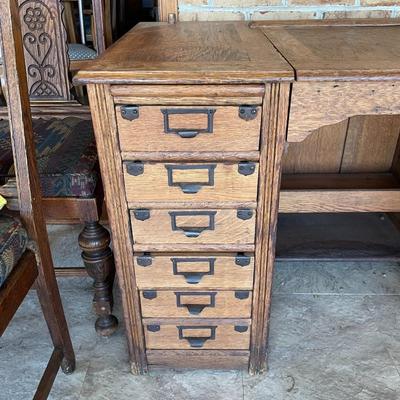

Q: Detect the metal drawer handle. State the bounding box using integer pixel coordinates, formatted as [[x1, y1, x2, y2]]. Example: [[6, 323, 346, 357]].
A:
[[161, 108, 216, 138], [186, 305, 207, 315], [175, 292, 216, 315], [178, 326, 216, 348], [176, 131, 199, 139], [165, 164, 216, 194], [169, 211, 216, 238], [186, 337, 210, 348], [181, 272, 205, 284], [171, 257, 216, 284]]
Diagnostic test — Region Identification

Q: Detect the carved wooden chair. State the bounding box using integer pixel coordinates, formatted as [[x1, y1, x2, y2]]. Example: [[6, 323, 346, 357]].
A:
[[0, 0, 118, 336], [0, 0, 75, 397], [63, 0, 112, 72]]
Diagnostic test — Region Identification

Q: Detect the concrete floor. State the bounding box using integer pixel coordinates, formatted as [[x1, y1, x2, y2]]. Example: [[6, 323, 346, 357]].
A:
[[1, 225, 400, 399]]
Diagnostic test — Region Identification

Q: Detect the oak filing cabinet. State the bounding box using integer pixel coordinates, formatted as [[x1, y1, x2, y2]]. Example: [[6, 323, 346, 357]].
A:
[[75, 21, 293, 373]]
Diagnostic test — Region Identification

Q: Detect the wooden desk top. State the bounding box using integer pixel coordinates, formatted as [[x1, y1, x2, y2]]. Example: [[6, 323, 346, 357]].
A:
[[254, 20, 400, 81], [74, 22, 294, 85]]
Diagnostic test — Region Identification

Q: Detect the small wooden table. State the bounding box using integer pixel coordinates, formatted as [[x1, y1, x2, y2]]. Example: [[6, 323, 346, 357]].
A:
[[75, 19, 400, 374]]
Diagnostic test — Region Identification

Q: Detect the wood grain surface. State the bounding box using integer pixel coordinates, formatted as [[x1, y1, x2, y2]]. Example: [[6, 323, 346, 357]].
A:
[[134, 253, 254, 290], [140, 290, 252, 318], [287, 82, 400, 142], [74, 22, 294, 84], [283, 121, 349, 173], [130, 208, 256, 245], [116, 105, 261, 152], [143, 319, 251, 350], [111, 84, 264, 105], [262, 24, 400, 80], [146, 349, 249, 370], [123, 162, 259, 203], [250, 83, 290, 374], [341, 116, 400, 173], [279, 189, 400, 213]]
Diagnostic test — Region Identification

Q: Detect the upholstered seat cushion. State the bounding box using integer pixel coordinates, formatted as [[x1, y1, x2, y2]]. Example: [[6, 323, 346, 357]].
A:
[[0, 215, 28, 287], [0, 117, 98, 197], [68, 43, 97, 61]]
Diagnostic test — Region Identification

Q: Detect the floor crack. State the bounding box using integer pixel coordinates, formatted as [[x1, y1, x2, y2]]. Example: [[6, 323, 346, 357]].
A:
[[386, 347, 400, 378]]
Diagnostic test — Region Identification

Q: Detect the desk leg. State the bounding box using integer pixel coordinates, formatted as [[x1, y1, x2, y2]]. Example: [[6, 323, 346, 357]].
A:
[[249, 82, 290, 374]]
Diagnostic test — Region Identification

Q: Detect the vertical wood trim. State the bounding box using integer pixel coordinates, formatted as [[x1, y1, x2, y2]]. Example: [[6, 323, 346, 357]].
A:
[[249, 82, 290, 374], [92, 0, 106, 54], [87, 84, 147, 374], [104, 0, 113, 48], [158, 0, 178, 22]]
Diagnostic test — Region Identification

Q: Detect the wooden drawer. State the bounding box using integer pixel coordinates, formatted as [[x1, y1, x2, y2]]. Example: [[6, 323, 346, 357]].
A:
[[123, 162, 259, 203], [143, 319, 251, 350], [134, 253, 254, 290], [146, 350, 250, 370], [140, 290, 252, 318], [130, 208, 256, 245], [116, 105, 261, 152]]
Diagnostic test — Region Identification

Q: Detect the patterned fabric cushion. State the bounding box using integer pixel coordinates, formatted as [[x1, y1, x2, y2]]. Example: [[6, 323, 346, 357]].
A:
[[0, 117, 98, 197], [68, 43, 97, 61], [0, 215, 28, 287]]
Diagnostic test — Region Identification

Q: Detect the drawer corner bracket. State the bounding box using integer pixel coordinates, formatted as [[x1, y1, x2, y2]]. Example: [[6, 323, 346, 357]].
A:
[[143, 290, 157, 300], [238, 162, 256, 176], [136, 253, 152, 267], [235, 290, 250, 300], [234, 325, 249, 333], [126, 161, 144, 176], [237, 209, 253, 220], [235, 253, 251, 267], [133, 209, 150, 221], [120, 105, 139, 121], [147, 324, 160, 332], [239, 105, 258, 121]]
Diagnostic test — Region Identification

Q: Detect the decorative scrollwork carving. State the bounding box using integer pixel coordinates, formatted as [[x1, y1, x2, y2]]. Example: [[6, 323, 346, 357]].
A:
[[20, 0, 61, 98]]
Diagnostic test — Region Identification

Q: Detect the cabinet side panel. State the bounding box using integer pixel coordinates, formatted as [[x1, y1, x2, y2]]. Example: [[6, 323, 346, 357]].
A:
[[87, 84, 147, 374], [250, 82, 290, 374]]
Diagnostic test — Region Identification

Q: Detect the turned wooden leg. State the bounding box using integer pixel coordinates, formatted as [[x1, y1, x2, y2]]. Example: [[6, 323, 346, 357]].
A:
[[79, 221, 118, 336]]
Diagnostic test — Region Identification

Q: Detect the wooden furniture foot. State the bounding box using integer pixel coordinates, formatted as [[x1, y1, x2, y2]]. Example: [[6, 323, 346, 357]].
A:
[[61, 356, 76, 374], [79, 221, 118, 336]]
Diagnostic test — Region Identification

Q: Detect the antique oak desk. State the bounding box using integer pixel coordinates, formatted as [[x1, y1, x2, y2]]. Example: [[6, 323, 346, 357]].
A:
[[76, 20, 400, 374]]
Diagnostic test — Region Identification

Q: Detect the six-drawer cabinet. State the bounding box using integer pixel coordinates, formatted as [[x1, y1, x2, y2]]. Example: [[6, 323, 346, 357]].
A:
[[119, 86, 261, 365], [84, 80, 290, 373]]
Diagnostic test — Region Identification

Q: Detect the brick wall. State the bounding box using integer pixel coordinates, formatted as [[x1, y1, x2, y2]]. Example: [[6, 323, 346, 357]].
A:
[[178, 0, 400, 21]]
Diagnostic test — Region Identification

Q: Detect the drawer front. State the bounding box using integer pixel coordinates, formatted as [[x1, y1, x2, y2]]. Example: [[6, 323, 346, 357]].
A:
[[140, 290, 252, 318], [116, 105, 261, 152], [134, 253, 254, 289], [146, 350, 250, 370], [130, 209, 256, 245], [144, 321, 250, 350], [124, 162, 259, 203]]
